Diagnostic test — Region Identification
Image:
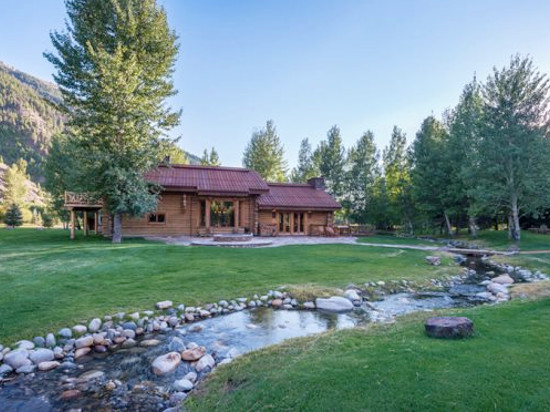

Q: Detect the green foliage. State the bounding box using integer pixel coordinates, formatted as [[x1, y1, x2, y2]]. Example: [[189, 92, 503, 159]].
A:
[[475, 56, 550, 240], [3, 203, 23, 228], [243, 120, 287, 182], [3, 159, 29, 207], [290, 138, 317, 182], [201, 147, 221, 166], [45, 0, 181, 242], [313, 125, 346, 197], [344, 131, 379, 223], [42, 213, 54, 228]]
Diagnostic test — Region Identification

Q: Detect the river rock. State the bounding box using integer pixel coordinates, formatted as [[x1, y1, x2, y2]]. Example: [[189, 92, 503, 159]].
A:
[[58, 328, 72, 339], [195, 354, 215, 372], [60, 390, 81, 400], [303, 301, 315, 310], [173, 378, 194, 391], [156, 300, 173, 310], [425, 256, 441, 266], [344, 289, 362, 303], [487, 282, 508, 295], [53, 347, 65, 359], [75, 336, 94, 349], [184, 371, 198, 383], [4, 349, 31, 369], [425, 316, 474, 339], [38, 361, 60, 371], [16, 340, 35, 350], [168, 337, 186, 352], [74, 347, 91, 359], [80, 370, 105, 381], [72, 325, 87, 335], [271, 299, 283, 307], [152, 352, 181, 375], [45, 333, 56, 348], [33, 336, 45, 348], [30, 348, 54, 364], [492, 274, 514, 285], [88, 318, 102, 333], [140, 339, 162, 347], [315, 296, 354, 313], [121, 338, 136, 349], [16, 364, 36, 374], [0, 364, 13, 377], [182, 346, 206, 361], [170, 392, 187, 405]]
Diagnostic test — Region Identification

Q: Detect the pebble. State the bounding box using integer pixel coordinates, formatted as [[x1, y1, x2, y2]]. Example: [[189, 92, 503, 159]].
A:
[[170, 392, 187, 405], [60, 390, 81, 400], [80, 370, 105, 381]]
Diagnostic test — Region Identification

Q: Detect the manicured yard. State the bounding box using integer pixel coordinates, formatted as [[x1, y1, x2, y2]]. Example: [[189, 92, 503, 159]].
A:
[[466, 230, 550, 251], [0, 229, 454, 344], [358, 234, 444, 246], [188, 298, 550, 411]]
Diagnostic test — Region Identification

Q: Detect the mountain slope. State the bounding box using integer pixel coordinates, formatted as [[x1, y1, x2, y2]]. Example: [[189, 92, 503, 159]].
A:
[[0, 61, 65, 181]]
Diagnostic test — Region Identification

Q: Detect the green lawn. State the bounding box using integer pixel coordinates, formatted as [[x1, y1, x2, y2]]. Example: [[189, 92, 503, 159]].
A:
[[358, 234, 444, 246], [0, 229, 454, 344], [466, 230, 550, 251], [188, 298, 550, 411]]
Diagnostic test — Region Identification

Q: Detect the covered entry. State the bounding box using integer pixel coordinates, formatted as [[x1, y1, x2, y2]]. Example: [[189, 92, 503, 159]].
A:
[[64, 192, 103, 239], [278, 211, 306, 235]]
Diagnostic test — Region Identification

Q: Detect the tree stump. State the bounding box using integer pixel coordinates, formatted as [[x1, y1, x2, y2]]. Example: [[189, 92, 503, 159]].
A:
[[425, 316, 474, 339]]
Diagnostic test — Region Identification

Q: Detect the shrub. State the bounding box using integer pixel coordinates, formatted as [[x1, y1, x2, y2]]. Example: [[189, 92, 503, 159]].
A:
[[42, 213, 54, 228]]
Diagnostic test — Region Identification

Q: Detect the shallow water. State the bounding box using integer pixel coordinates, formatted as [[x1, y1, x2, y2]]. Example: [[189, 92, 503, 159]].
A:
[[0, 280, 485, 411]]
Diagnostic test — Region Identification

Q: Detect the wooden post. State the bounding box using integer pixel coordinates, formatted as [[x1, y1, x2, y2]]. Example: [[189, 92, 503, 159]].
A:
[[70, 209, 75, 240], [234, 200, 240, 229], [290, 213, 294, 235], [205, 199, 211, 229], [83, 211, 88, 236], [94, 212, 98, 233], [304, 212, 309, 236]]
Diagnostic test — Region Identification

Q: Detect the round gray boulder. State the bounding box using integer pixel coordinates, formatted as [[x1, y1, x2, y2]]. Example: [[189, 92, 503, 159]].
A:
[[425, 316, 474, 339]]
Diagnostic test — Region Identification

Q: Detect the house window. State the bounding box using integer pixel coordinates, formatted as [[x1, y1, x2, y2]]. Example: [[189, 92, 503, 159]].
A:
[[149, 213, 166, 224], [210, 201, 234, 227]]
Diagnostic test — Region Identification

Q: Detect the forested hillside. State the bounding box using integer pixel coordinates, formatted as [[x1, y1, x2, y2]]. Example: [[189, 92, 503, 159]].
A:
[[0, 61, 65, 181]]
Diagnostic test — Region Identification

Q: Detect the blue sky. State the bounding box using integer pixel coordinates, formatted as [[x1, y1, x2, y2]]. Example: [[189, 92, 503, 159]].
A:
[[1, 0, 550, 168]]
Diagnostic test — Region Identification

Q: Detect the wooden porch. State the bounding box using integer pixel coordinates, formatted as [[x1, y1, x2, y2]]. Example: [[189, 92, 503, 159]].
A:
[[64, 192, 104, 239]]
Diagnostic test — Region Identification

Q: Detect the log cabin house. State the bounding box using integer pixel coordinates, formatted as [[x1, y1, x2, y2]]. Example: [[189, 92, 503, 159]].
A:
[[65, 164, 341, 238]]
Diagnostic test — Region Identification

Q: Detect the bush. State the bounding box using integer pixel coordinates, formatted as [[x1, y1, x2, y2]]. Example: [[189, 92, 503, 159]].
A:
[[3, 204, 23, 228], [42, 213, 54, 228]]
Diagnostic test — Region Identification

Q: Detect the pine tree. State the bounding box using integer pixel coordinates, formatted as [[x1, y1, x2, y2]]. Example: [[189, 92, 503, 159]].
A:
[[344, 131, 379, 223], [476, 56, 550, 241], [242, 120, 287, 182], [314, 126, 346, 198], [45, 0, 180, 243], [3, 203, 23, 228], [290, 138, 317, 182]]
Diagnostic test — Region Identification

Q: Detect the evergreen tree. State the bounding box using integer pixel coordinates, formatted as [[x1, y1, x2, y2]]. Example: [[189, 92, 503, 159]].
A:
[[383, 126, 414, 233], [314, 125, 346, 198], [476, 56, 550, 241], [344, 131, 379, 223], [3, 159, 28, 207], [290, 138, 317, 182], [242, 120, 287, 182], [45, 0, 180, 243], [201, 147, 221, 166], [3, 203, 23, 228]]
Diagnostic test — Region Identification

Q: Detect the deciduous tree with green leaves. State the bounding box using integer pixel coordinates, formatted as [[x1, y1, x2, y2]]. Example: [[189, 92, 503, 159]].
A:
[[314, 126, 346, 198], [45, 0, 180, 243], [201, 147, 221, 166], [475, 56, 550, 241], [242, 120, 287, 182], [2, 159, 28, 208]]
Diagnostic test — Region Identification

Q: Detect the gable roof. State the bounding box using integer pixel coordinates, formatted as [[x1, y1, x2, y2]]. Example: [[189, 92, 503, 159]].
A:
[[145, 164, 269, 196], [257, 183, 341, 211]]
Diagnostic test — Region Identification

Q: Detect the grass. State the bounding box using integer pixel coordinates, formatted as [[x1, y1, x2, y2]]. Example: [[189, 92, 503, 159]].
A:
[[0, 229, 456, 344], [188, 298, 550, 411], [358, 234, 443, 246], [465, 230, 550, 251]]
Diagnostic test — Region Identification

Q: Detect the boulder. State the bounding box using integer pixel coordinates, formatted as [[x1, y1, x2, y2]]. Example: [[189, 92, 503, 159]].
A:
[[30, 348, 54, 364], [16, 340, 35, 350], [184, 371, 198, 383], [195, 354, 216, 372], [168, 337, 186, 352], [271, 299, 283, 308], [16, 364, 36, 374], [38, 361, 60, 371], [0, 364, 13, 377], [4, 349, 31, 369], [315, 296, 354, 313], [33, 337, 45, 348], [487, 282, 509, 295], [491, 274, 515, 285], [173, 378, 194, 392], [45, 333, 56, 348], [75, 336, 94, 349], [425, 256, 441, 266], [72, 325, 87, 335], [151, 352, 181, 376], [344, 289, 362, 303], [58, 328, 72, 339], [303, 301, 315, 310], [181, 346, 206, 361], [88, 318, 102, 333], [155, 300, 173, 310], [425, 316, 474, 339], [74, 347, 91, 359]]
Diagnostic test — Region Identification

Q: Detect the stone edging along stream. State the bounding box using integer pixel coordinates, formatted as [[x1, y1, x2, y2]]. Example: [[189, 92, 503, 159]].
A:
[[0, 258, 547, 404]]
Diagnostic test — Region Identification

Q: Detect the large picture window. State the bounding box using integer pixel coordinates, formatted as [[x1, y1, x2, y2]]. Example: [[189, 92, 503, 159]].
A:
[[201, 200, 234, 227]]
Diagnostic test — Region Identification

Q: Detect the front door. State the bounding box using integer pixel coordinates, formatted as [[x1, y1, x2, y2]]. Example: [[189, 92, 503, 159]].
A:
[[279, 213, 291, 234], [278, 212, 305, 235]]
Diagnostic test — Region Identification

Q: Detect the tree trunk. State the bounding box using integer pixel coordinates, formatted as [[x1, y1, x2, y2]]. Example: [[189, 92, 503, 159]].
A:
[[467, 215, 478, 238], [443, 212, 454, 237], [510, 194, 521, 242], [112, 213, 123, 244]]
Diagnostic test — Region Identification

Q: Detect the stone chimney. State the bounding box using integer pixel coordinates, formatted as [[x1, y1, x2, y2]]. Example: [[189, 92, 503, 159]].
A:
[[307, 177, 326, 190]]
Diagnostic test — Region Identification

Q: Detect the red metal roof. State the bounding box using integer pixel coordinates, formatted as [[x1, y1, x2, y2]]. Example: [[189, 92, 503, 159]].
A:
[[145, 165, 269, 196], [257, 183, 341, 211]]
